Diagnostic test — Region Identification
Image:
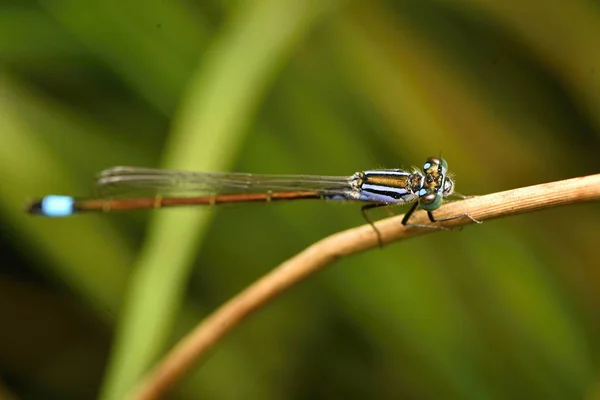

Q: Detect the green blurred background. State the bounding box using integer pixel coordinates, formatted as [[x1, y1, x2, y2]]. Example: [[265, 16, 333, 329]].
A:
[[1, 0, 600, 399]]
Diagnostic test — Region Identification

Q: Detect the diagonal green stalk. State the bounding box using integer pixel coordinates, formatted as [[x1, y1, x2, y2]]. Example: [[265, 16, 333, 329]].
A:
[[99, 1, 339, 399]]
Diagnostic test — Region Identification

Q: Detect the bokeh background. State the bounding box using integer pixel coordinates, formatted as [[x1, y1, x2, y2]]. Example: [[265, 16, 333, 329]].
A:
[[1, 0, 600, 399]]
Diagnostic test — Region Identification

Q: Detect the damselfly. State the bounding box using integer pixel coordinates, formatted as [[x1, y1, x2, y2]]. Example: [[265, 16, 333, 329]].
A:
[[26, 157, 480, 244]]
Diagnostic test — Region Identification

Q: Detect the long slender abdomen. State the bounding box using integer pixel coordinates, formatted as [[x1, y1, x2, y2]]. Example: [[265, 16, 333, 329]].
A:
[[26, 191, 324, 217]]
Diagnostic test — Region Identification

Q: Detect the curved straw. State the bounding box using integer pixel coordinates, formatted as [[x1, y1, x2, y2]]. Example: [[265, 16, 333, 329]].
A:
[[127, 173, 600, 400]]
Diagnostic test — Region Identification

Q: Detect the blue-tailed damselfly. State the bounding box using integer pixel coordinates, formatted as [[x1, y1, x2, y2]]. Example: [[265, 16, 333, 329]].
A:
[[27, 157, 480, 243]]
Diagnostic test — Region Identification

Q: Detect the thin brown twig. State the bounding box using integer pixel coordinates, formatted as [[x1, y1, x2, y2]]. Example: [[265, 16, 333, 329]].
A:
[[127, 173, 600, 400]]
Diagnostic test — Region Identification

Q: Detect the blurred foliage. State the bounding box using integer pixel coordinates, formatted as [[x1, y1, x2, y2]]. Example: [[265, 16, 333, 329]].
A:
[[1, 0, 599, 399]]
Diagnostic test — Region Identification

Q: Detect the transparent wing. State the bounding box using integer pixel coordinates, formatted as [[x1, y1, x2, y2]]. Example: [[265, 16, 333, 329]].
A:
[[95, 166, 355, 197]]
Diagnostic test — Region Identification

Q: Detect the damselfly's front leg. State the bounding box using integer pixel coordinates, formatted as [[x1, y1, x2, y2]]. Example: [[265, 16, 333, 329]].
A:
[[401, 202, 481, 230]]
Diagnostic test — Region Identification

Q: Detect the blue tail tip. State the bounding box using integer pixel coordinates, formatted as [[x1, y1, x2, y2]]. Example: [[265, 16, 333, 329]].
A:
[[27, 195, 75, 217]]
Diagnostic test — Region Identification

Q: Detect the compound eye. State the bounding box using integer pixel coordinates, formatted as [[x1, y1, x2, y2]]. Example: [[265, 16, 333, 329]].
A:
[[423, 157, 439, 172], [419, 192, 443, 211], [420, 192, 437, 205], [440, 158, 448, 170]]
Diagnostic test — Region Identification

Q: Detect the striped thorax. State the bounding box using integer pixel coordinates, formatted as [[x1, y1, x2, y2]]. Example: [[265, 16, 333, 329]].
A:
[[351, 157, 453, 214]]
